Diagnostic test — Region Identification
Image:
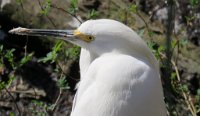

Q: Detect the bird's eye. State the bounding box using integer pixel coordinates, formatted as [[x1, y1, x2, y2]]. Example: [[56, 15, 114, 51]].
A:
[[88, 36, 94, 41], [89, 36, 92, 40]]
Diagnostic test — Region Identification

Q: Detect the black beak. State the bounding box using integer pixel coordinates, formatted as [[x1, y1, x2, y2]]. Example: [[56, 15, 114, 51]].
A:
[[9, 27, 75, 38]]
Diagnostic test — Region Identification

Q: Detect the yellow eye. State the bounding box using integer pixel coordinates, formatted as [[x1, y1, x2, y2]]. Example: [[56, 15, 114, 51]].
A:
[[82, 35, 95, 42], [74, 30, 95, 42], [88, 35, 95, 41], [81, 35, 95, 42]]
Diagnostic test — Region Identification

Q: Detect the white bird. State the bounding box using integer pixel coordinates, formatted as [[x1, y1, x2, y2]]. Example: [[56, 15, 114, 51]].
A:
[[9, 19, 167, 116]]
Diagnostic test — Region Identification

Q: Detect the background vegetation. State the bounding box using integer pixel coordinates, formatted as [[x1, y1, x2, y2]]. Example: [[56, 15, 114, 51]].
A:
[[0, 0, 200, 116]]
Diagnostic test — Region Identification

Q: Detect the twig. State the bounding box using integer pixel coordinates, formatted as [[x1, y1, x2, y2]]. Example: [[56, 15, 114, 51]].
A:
[[37, 0, 57, 28], [160, 52, 197, 116], [2, 89, 46, 97], [46, 15, 57, 28], [135, 10, 151, 36], [4, 88, 21, 116], [129, 1, 152, 38], [32, 86, 38, 99], [50, 4, 82, 24], [17, 0, 29, 58], [112, 0, 153, 39], [17, 0, 26, 25], [172, 33, 180, 64], [57, 61, 79, 82], [51, 88, 62, 111], [24, 36, 29, 57], [171, 60, 197, 116]]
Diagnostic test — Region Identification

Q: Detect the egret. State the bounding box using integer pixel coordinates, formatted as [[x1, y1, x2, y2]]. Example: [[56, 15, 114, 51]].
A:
[[9, 19, 167, 116]]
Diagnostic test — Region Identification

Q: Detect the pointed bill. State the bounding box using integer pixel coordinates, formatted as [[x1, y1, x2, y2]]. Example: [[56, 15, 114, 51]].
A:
[[9, 27, 75, 38]]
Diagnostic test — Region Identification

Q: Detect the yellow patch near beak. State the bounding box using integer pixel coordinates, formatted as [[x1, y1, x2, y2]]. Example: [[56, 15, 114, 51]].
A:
[[73, 30, 95, 42]]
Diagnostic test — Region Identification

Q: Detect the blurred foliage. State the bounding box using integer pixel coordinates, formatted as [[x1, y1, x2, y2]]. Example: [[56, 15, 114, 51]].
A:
[[195, 89, 200, 112], [189, 0, 198, 7], [57, 75, 70, 90], [0, 44, 33, 90], [129, 4, 137, 13], [38, 41, 63, 63], [88, 9, 99, 19], [30, 100, 48, 116], [69, 0, 78, 14], [16, 0, 23, 4], [40, 0, 52, 15], [65, 45, 80, 60]]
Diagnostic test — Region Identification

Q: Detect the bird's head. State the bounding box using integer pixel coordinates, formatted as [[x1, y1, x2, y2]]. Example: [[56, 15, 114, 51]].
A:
[[9, 19, 157, 68], [74, 19, 141, 55]]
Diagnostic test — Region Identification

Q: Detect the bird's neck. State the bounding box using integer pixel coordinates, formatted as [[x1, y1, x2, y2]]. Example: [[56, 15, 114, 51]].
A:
[[79, 48, 97, 79], [79, 46, 159, 79]]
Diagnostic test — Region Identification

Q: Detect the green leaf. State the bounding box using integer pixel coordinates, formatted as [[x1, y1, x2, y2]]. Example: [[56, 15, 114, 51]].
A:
[[158, 45, 165, 53], [48, 104, 56, 111], [38, 41, 62, 63], [197, 89, 200, 95], [5, 49, 15, 59], [195, 89, 200, 103], [70, 0, 78, 14], [88, 9, 99, 19], [182, 84, 188, 92], [20, 53, 34, 66], [16, 0, 23, 4], [171, 39, 177, 48], [5, 48, 16, 69], [65, 45, 80, 59], [53, 41, 63, 52], [180, 37, 188, 45], [0, 45, 3, 52], [189, 0, 198, 7], [57, 76, 70, 90], [7, 75, 15, 87], [147, 41, 156, 49], [148, 31, 155, 37], [0, 81, 6, 90], [71, 0, 78, 8], [0, 75, 15, 90], [137, 28, 145, 37], [9, 112, 15, 116], [170, 72, 177, 80], [40, 0, 52, 15], [129, 4, 137, 13], [38, 52, 55, 63]]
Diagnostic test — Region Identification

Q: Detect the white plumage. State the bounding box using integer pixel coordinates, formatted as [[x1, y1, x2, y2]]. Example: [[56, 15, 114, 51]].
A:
[[71, 19, 167, 116]]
